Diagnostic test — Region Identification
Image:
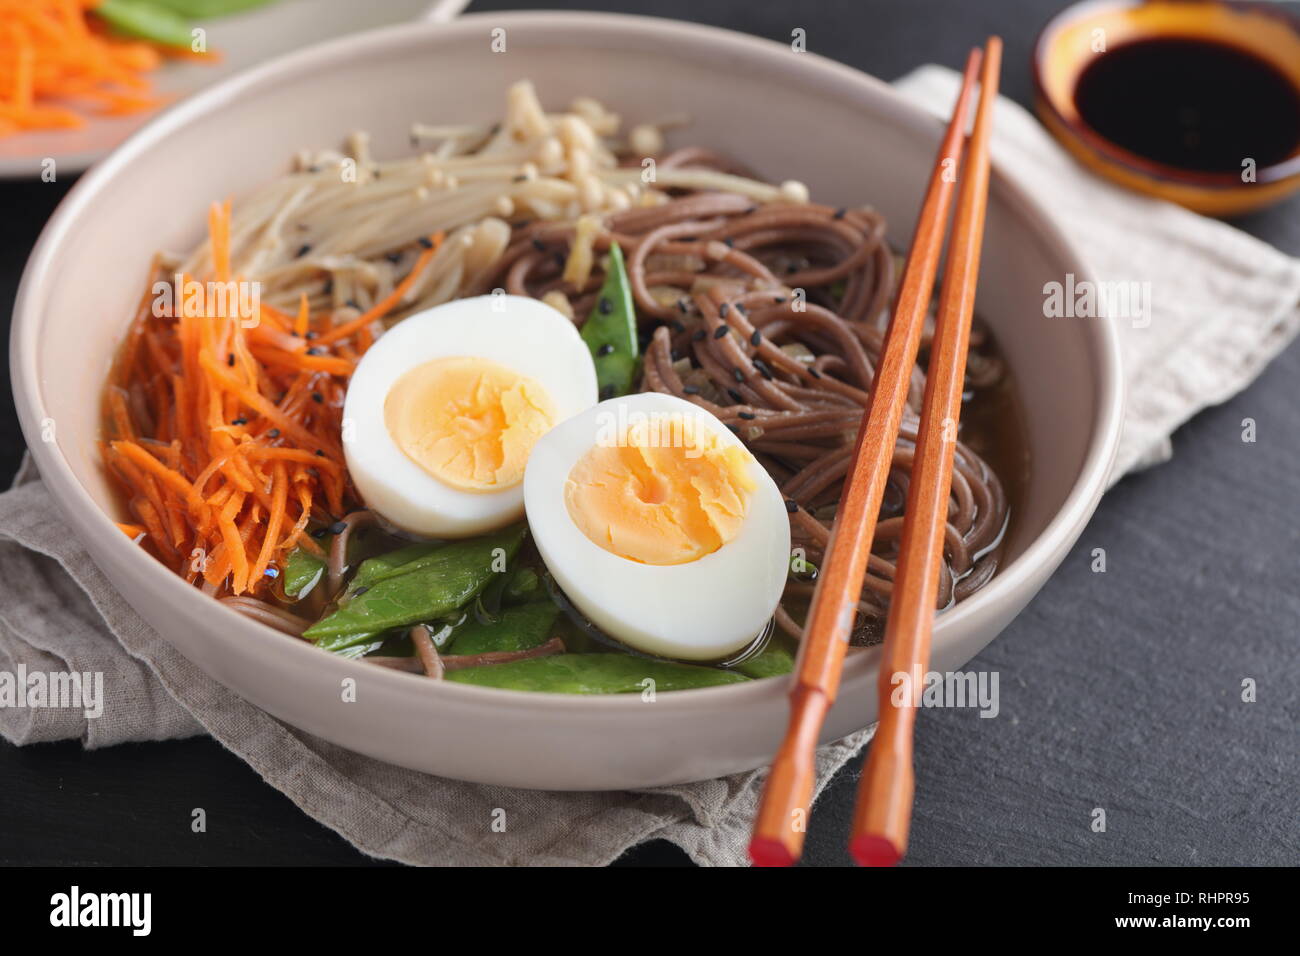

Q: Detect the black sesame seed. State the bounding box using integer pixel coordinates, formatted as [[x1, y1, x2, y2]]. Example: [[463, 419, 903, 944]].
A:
[[750, 330, 762, 346], [598, 297, 612, 315], [784, 498, 798, 514], [732, 367, 744, 383], [774, 296, 787, 305], [268, 429, 281, 439], [833, 207, 847, 220], [311, 392, 324, 403], [735, 303, 747, 316], [676, 299, 690, 315], [226, 353, 235, 366], [683, 384, 701, 395], [345, 299, 361, 311], [599, 384, 615, 401], [326, 520, 347, 535], [808, 367, 823, 379], [723, 238, 735, 248], [512, 174, 527, 183], [744, 205, 758, 214], [531, 237, 546, 251], [231, 417, 247, 426], [306, 347, 325, 356], [597, 343, 614, 356], [719, 303, 730, 318], [386, 251, 403, 264], [738, 410, 757, 421], [314, 449, 325, 457], [713, 325, 729, 339], [692, 329, 707, 342], [754, 358, 774, 380], [296, 244, 312, 258], [727, 388, 744, 404], [305, 331, 318, 341], [418, 236, 434, 249]]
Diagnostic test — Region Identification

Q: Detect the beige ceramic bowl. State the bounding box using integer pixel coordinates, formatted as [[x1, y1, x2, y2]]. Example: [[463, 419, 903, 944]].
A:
[[11, 12, 1123, 790]]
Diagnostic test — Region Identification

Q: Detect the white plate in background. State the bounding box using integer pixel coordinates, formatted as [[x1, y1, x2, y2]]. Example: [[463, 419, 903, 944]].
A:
[[0, 0, 467, 178]]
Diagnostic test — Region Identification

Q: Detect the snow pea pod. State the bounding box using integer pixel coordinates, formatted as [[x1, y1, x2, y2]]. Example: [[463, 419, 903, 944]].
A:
[[344, 540, 445, 596], [580, 242, 639, 398], [503, 567, 541, 604], [448, 601, 559, 656], [304, 524, 526, 642], [95, 0, 193, 48], [730, 633, 797, 679], [283, 547, 326, 599], [148, 0, 278, 16], [445, 653, 750, 694]]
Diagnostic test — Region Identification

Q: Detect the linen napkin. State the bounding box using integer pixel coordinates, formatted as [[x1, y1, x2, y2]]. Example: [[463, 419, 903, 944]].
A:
[[2, 66, 1298, 866]]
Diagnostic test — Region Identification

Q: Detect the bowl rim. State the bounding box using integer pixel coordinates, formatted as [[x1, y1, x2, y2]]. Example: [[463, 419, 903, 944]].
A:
[[11, 9, 1125, 718], [1032, 0, 1300, 189]]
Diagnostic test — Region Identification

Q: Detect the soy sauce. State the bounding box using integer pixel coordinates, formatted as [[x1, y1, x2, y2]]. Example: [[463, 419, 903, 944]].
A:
[[1073, 37, 1300, 173]]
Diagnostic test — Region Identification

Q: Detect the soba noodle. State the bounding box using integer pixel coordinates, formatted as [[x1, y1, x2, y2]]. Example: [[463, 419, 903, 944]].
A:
[[142, 79, 1010, 645]]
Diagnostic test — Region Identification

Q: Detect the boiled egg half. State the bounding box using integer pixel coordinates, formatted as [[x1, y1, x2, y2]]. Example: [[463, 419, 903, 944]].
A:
[[344, 294, 597, 537], [524, 392, 791, 661]]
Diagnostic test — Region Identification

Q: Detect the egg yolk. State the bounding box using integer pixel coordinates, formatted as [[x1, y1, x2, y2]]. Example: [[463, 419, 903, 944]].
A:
[[564, 414, 756, 565], [384, 356, 556, 492]]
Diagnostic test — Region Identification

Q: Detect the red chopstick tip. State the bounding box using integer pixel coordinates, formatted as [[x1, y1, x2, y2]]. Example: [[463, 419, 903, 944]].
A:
[[849, 834, 903, 867], [748, 837, 797, 868]]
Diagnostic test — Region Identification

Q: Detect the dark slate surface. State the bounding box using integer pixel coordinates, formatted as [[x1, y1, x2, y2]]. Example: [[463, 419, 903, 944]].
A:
[[1, 0, 1296, 867]]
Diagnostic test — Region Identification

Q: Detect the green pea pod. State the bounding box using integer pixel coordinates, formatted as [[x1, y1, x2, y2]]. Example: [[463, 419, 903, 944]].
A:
[[331, 638, 386, 661], [345, 540, 446, 595], [580, 242, 639, 397], [503, 567, 541, 605], [282, 547, 326, 599], [730, 633, 797, 679], [315, 627, 386, 655], [95, 0, 195, 48], [146, 0, 278, 18], [448, 601, 559, 656], [445, 653, 750, 694], [548, 614, 602, 655], [304, 524, 526, 641]]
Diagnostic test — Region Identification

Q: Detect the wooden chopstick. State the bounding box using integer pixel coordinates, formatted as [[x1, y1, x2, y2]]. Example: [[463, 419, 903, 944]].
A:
[[849, 37, 1002, 867], [748, 46, 987, 868]]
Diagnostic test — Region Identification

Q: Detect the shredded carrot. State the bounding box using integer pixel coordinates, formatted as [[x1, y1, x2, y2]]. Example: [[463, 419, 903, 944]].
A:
[[98, 199, 436, 597], [0, 2, 206, 138]]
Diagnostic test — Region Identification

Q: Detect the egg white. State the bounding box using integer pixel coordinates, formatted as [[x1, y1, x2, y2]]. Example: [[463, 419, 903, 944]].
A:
[[523, 392, 791, 661], [344, 295, 597, 537]]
